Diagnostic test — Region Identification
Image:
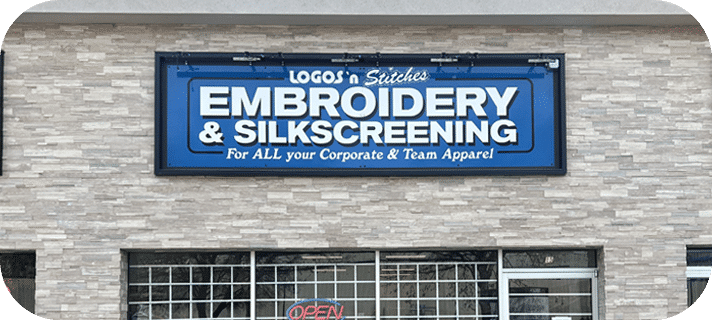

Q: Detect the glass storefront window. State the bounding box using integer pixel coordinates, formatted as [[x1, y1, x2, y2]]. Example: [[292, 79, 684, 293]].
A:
[[687, 247, 712, 306], [255, 252, 376, 320], [128, 252, 251, 320], [503, 250, 597, 269], [379, 251, 498, 320], [0, 252, 36, 313], [127, 249, 597, 320], [688, 278, 709, 307], [688, 248, 712, 267]]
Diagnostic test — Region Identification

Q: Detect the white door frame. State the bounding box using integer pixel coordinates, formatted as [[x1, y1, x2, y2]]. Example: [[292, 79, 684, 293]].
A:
[[498, 251, 598, 320]]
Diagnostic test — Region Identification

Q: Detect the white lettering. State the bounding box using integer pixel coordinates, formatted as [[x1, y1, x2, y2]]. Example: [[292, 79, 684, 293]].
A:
[[309, 87, 341, 118], [297, 71, 310, 84], [234, 120, 257, 144], [226, 148, 249, 160], [290, 70, 344, 84], [360, 121, 384, 145], [232, 87, 271, 117], [310, 120, 333, 145], [392, 88, 423, 118], [406, 121, 429, 144], [341, 87, 377, 119], [322, 71, 335, 84], [491, 119, 518, 144], [288, 121, 311, 145], [384, 121, 406, 144], [333, 121, 359, 145], [456, 87, 487, 117], [200, 86, 229, 116], [426, 88, 454, 117], [363, 67, 430, 86], [274, 87, 307, 117], [485, 87, 518, 117]]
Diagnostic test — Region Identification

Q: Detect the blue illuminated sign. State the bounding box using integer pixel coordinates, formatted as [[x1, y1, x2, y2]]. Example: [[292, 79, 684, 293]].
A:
[[155, 53, 565, 176]]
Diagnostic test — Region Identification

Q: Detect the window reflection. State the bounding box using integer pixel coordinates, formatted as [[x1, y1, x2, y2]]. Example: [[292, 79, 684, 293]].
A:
[[687, 248, 712, 266], [508, 278, 593, 319], [380, 250, 497, 320], [128, 252, 250, 320], [256, 251, 376, 320], [126, 250, 600, 320], [1, 252, 36, 314], [503, 250, 596, 268], [686, 247, 712, 307], [688, 278, 709, 306]]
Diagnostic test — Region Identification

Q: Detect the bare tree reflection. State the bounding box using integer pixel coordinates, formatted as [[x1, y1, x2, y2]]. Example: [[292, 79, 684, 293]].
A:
[[128, 252, 250, 319]]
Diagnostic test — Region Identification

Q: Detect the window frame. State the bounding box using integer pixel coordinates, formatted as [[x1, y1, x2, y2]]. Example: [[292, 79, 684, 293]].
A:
[[499, 250, 599, 320], [500, 270, 598, 320], [686, 247, 712, 307], [378, 250, 499, 320], [127, 249, 599, 320], [127, 252, 252, 319]]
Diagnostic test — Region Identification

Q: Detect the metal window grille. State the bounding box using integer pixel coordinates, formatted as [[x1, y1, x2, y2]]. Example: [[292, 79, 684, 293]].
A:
[[127, 252, 498, 320], [254, 261, 377, 320], [379, 260, 498, 320], [128, 262, 252, 320], [129, 250, 613, 320]]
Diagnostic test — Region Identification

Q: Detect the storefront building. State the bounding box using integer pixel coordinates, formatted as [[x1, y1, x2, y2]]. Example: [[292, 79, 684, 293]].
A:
[[1, 1, 711, 320]]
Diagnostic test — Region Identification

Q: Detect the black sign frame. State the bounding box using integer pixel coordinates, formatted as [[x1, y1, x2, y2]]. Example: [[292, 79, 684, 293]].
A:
[[155, 52, 566, 177]]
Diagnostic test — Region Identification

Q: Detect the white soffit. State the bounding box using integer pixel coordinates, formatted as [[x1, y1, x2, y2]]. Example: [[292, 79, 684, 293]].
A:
[[15, 0, 699, 26]]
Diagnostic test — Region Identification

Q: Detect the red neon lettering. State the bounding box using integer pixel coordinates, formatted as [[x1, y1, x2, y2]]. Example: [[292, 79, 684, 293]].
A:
[[290, 301, 344, 320], [289, 305, 305, 320], [304, 305, 318, 318], [327, 305, 344, 320], [315, 305, 329, 320]]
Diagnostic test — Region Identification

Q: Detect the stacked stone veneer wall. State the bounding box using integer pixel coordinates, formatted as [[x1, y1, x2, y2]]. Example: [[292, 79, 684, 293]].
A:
[[0, 24, 710, 320]]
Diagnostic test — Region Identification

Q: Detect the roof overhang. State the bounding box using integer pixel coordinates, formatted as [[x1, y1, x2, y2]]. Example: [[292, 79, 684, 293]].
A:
[[13, 0, 701, 26]]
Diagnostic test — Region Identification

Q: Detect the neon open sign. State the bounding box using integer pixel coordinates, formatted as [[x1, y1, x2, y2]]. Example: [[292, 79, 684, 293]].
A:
[[286, 299, 345, 320], [155, 52, 566, 176]]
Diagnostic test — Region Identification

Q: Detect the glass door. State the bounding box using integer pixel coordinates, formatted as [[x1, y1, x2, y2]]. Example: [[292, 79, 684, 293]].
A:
[[501, 271, 597, 320], [686, 247, 712, 306]]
